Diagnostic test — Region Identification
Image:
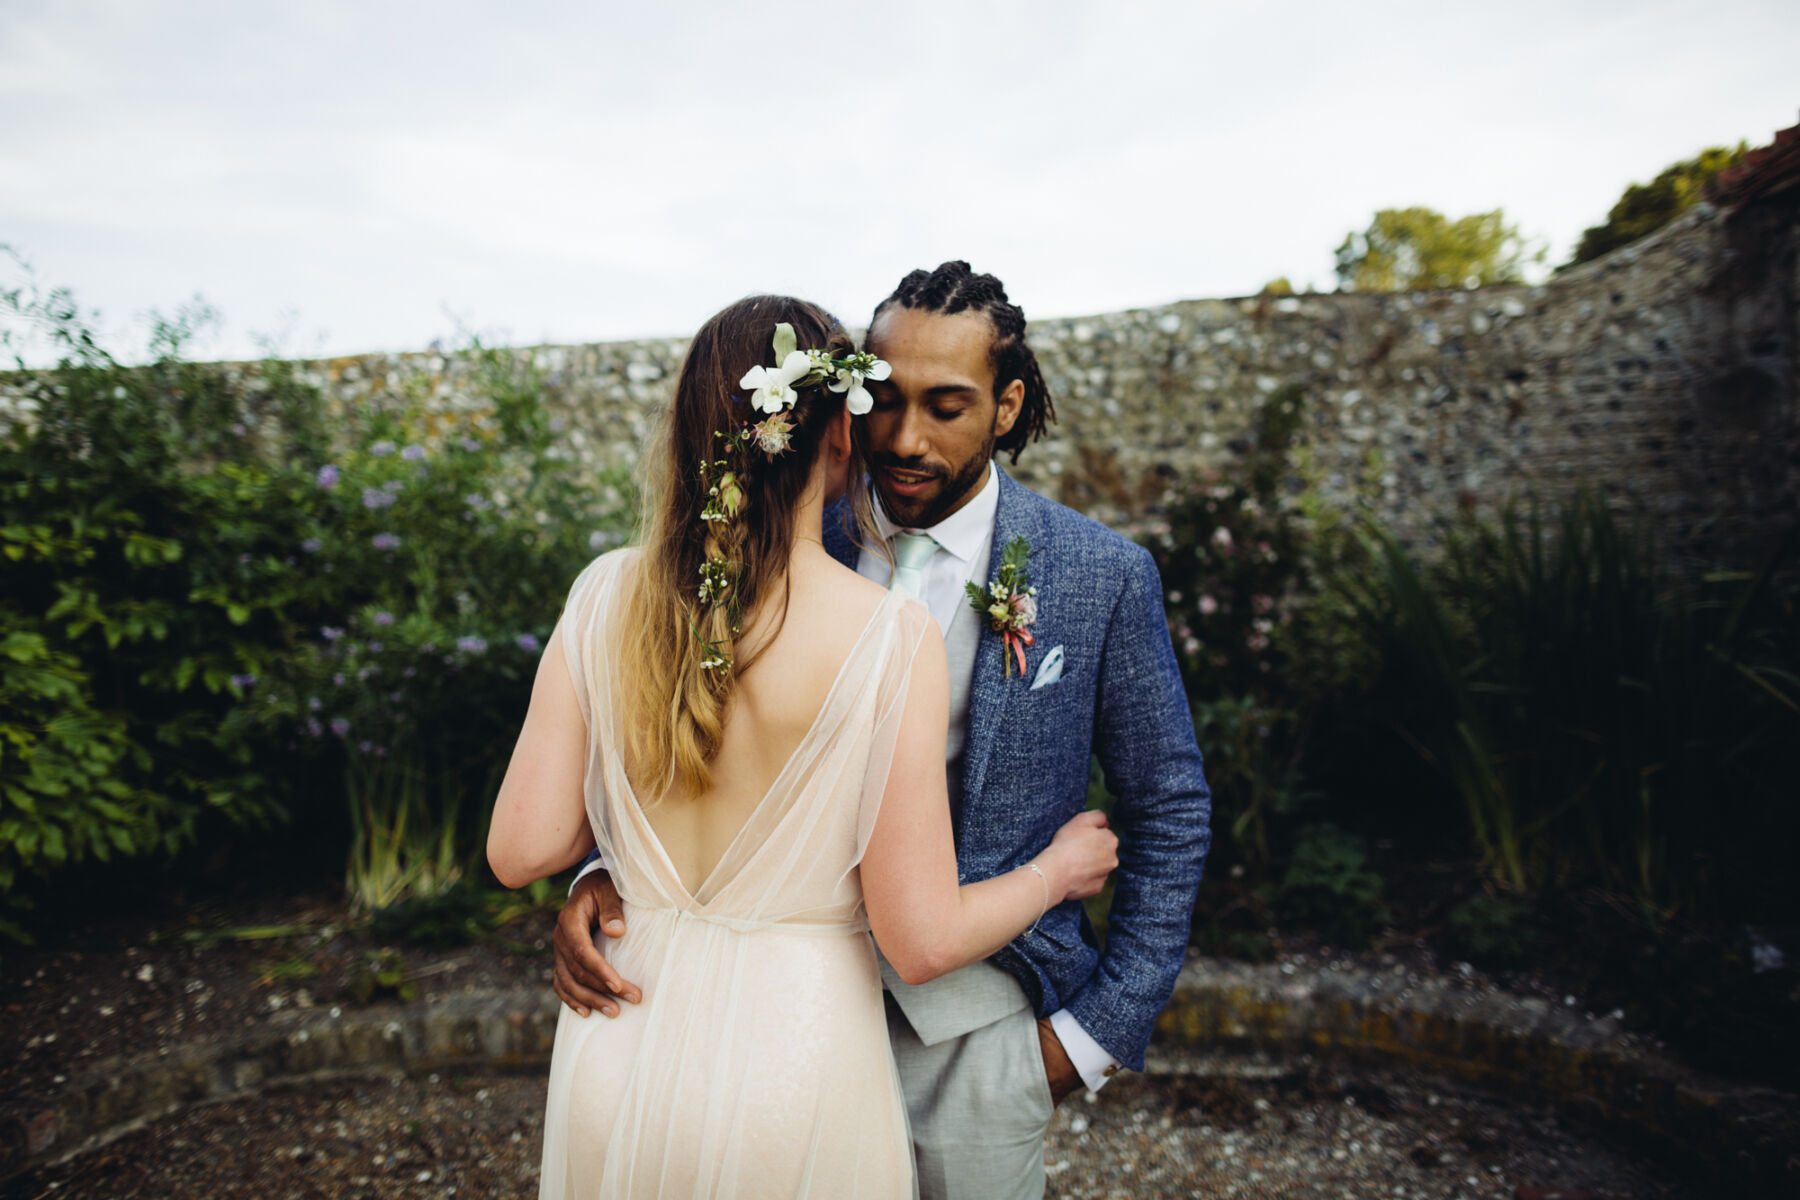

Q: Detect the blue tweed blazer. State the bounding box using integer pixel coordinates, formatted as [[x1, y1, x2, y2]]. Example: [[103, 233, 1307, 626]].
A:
[[826, 469, 1211, 1071]]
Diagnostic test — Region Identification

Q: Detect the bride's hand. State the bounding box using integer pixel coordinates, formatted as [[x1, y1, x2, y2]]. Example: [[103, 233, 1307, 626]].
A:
[[1039, 810, 1118, 903]]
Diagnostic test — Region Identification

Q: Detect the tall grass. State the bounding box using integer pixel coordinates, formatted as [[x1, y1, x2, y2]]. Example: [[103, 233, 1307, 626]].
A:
[[1337, 493, 1797, 921], [344, 750, 483, 913]]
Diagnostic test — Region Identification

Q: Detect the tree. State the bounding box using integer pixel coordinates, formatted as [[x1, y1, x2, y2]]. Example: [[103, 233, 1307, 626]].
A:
[[1259, 277, 1296, 296], [1334, 207, 1541, 292], [1566, 143, 1748, 267]]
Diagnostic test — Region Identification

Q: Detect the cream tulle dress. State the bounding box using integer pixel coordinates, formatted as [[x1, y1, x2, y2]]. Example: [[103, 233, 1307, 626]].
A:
[[537, 549, 926, 1199]]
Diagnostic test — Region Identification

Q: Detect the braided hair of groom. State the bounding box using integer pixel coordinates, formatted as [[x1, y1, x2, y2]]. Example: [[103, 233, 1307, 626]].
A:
[[871, 261, 1056, 463]]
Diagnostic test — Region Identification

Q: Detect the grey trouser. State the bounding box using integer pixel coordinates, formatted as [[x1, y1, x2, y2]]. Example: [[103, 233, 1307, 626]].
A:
[[884, 991, 1055, 1200]]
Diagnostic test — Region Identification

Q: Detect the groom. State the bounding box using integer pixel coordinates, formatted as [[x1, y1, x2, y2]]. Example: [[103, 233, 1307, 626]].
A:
[[552, 261, 1210, 1198]]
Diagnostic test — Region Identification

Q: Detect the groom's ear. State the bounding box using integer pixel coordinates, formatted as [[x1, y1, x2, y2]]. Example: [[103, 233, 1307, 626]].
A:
[[993, 376, 1025, 439], [827, 405, 853, 462]]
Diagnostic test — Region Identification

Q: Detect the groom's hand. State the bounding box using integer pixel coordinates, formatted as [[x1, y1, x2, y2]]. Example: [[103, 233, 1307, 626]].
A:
[[552, 871, 642, 1018], [1036, 1017, 1083, 1106]]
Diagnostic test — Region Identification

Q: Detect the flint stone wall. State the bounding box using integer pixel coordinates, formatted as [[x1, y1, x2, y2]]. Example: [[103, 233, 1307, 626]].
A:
[[14, 168, 1792, 561]]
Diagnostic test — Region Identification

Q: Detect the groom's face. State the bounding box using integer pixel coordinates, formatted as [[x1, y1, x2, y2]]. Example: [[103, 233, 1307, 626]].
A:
[[862, 307, 1024, 529]]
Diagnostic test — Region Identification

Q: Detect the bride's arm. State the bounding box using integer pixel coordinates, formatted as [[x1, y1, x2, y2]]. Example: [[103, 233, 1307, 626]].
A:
[[487, 624, 596, 888], [860, 631, 1116, 986]]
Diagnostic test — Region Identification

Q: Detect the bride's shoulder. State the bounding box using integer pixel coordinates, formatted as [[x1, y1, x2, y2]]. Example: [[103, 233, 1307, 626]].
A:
[[566, 545, 642, 606], [814, 564, 936, 647]]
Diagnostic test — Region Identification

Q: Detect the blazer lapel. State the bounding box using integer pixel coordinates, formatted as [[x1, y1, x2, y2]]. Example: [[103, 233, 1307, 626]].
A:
[[958, 470, 1048, 811]]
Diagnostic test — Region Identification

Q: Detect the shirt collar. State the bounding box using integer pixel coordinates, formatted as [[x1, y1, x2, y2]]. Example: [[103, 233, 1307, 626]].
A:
[[872, 461, 998, 564]]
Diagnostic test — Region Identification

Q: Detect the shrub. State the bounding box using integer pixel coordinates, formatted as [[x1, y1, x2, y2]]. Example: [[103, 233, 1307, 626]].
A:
[[1147, 384, 1369, 868], [1, 273, 635, 938], [1446, 893, 1535, 966], [1267, 823, 1391, 949]]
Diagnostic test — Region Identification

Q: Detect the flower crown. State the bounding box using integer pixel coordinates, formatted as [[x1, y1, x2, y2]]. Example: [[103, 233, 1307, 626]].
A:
[[735, 322, 889, 457]]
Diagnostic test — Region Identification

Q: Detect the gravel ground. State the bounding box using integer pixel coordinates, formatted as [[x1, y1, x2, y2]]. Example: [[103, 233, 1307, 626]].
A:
[[2, 1056, 1702, 1200]]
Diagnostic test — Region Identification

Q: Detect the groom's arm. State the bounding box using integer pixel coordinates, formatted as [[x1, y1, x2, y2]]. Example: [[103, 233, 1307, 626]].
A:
[[1063, 541, 1211, 1073]]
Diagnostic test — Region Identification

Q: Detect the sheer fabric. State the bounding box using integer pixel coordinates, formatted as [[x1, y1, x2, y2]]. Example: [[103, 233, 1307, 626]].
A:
[[538, 549, 929, 1199]]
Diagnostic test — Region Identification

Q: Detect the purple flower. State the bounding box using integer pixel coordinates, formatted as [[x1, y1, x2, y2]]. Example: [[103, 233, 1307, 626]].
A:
[[305, 717, 324, 738], [301, 537, 323, 553], [373, 611, 393, 626], [372, 533, 401, 551], [358, 740, 374, 754], [464, 493, 490, 511], [229, 673, 257, 689], [548, 415, 566, 432], [329, 717, 351, 737], [401, 444, 426, 461], [402, 666, 416, 679], [361, 487, 395, 510], [231, 422, 247, 437], [370, 440, 396, 456], [316, 464, 340, 488], [321, 625, 344, 642], [367, 640, 383, 653], [308, 696, 322, 711], [333, 672, 346, 686], [459, 436, 482, 452], [516, 633, 541, 653], [456, 636, 487, 655]]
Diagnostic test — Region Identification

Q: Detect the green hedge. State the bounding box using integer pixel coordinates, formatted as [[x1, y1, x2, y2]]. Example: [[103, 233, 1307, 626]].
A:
[[1, 289, 633, 939]]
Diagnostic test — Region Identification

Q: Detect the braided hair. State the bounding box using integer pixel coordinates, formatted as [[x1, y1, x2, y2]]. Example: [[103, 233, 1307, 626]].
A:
[[870, 261, 1056, 463], [618, 296, 874, 799]]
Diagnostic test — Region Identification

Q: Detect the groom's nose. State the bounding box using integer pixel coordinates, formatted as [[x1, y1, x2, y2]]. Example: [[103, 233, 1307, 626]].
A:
[[885, 403, 932, 462]]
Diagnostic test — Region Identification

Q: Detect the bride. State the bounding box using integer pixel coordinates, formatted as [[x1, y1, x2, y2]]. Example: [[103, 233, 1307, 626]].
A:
[[486, 295, 1118, 1198]]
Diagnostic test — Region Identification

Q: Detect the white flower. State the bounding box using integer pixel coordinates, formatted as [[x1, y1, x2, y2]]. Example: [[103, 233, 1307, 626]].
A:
[[740, 349, 812, 415], [829, 357, 890, 415]]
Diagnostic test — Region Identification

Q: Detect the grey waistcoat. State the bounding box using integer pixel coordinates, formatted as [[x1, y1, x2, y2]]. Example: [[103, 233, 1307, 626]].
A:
[[877, 540, 1030, 1046]]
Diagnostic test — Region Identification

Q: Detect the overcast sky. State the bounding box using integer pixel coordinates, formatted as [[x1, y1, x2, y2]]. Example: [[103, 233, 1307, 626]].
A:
[[2, 0, 1796, 363]]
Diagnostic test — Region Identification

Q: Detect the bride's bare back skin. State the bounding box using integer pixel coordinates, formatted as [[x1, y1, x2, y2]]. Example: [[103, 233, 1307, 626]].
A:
[[639, 552, 892, 894]]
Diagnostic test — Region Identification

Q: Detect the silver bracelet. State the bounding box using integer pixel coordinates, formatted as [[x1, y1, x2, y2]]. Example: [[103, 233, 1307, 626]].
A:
[[1024, 861, 1050, 937]]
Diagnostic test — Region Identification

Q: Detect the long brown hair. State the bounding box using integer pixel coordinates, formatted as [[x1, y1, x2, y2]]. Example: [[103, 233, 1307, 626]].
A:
[[618, 295, 874, 799]]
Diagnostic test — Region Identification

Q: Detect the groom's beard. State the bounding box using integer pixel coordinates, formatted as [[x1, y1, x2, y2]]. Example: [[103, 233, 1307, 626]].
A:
[[871, 433, 995, 530]]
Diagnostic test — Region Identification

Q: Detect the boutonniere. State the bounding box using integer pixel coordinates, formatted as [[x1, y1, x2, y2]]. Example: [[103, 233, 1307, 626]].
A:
[[965, 535, 1038, 679]]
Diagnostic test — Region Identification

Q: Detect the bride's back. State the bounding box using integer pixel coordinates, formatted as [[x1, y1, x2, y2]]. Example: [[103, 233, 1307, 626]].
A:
[[627, 551, 892, 895]]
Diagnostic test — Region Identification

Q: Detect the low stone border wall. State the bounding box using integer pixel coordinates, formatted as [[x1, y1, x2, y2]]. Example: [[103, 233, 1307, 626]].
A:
[[7, 962, 1797, 1193], [1154, 960, 1800, 1196]]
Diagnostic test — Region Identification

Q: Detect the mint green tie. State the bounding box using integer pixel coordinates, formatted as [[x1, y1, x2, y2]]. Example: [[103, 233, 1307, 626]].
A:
[[889, 532, 938, 598]]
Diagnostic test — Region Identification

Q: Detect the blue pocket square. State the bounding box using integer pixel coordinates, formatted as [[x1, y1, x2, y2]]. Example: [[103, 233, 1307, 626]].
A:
[[1030, 644, 1065, 691]]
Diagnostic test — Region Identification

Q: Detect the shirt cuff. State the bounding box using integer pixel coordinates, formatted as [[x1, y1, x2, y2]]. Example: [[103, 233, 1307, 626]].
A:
[[1048, 1008, 1122, 1093], [570, 850, 610, 893]]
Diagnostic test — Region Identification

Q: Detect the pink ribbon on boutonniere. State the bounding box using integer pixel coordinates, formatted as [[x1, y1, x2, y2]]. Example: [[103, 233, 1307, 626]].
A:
[[1004, 625, 1034, 678], [966, 535, 1039, 680]]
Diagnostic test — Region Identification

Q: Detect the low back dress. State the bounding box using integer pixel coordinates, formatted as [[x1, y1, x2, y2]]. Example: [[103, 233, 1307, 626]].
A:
[[537, 548, 930, 1199]]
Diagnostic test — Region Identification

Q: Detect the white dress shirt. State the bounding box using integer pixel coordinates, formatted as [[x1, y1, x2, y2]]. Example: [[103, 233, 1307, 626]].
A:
[[856, 462, 1122, 1094]]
